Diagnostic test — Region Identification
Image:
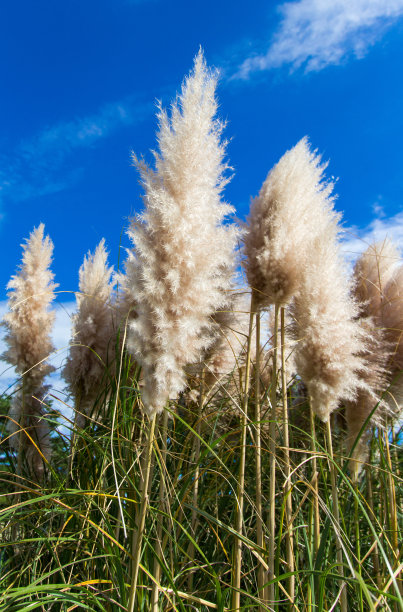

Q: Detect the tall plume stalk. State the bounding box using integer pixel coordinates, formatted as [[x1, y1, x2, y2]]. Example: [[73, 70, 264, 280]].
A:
[[2, 224, 57, 480], [244, 137, 331, 607], [124, 50, 238, 610], [186, 292, 258, 603], [185, 292, 253, 591], [290, 170, 368, 612], [63, 239, 116, 431], [254, 309, 265, 603], [231, 292, 255, 611], [151, 409, 169, 611]]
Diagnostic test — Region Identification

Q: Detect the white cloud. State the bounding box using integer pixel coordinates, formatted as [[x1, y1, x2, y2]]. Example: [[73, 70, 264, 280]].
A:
[[237, 0, 403, 78], [341, 209, 403, 262]]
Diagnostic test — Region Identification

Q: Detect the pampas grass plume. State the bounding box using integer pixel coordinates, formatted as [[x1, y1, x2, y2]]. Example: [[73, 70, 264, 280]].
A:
[[345, 241, 399, 473], [291, 179, 366, 422], [382, 262, 403, 411], [124, 50, 238, 416], [2, 224, 57, 476], [63, 239, 116, 428], [353, 239, 399, 317], [244, 137, 334, 307]]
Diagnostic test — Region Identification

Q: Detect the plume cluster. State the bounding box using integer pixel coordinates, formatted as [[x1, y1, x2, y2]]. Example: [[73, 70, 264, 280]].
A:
[[244, 137, 334, 308], [2, 224, 57, 478], [123, 50, 238, 416], [63, 240, 116, 429]]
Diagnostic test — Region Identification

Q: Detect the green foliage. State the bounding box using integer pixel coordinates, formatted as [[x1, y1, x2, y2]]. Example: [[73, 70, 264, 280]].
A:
[[0, 353, 401, 611]]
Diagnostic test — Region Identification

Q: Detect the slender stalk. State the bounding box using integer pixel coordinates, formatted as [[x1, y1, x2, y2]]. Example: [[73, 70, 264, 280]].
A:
[[325, 418, 347, 612], [255, 311, 266, 608], [13, 380, 26, 555], [310, 408, 320, 557], [188, 369, 205, 592], [308, 406, 320, 610], [16, 379, 26, 480], [67, 384, 83, 485], [383, 424, 402, 609], [391, 423, 401, 479], [280, 306, 294, 607], [128, 413, 157, 612], [354, 486, 363, 612], [268, 303, 279, 607], [151, 409, 169, 611], [365, 464, 381, 589], [231, 292, 255, 611], [383, 426, 399, 561]]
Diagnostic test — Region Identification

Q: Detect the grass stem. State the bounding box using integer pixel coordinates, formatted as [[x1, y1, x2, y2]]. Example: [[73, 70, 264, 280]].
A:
[[151, 409, 169, 611], [188, 369, 205, 592], [231, 292, 255, 611], [325, 418, 347, 612], [128, 412, 157, 612], [267, 303, 279, 608], [280, 306, 295, 608], [254, 311, 267, 608]]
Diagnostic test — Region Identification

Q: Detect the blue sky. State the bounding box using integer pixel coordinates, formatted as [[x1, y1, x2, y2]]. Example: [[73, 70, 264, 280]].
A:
[[1, 0, 403, 394]]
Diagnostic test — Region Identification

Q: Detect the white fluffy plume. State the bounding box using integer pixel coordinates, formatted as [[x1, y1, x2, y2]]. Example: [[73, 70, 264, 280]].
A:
[[123, 50, 238, 416], [2, 224, 57, 477], [63, 239, 116, 428], [244, 137, 334, 307], [290, 161, 367, 422], [382, 263, 403, 412]]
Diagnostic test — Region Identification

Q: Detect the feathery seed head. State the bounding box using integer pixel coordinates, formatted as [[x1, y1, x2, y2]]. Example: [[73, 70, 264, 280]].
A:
[[124, 50, 239, 416], [2, 224, 57, 381], [290, 180, 367, 422], [382, 263, 403, 412], [2, 224, 57, 477], [244, 137, 336, 308], [62, 240, 116, 426], [353, 239, 399, 318], [345, 241, 401, 475]]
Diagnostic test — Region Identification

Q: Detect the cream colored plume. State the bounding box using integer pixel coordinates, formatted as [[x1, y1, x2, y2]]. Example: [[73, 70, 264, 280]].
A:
[[382, 263, 403, 412], [244, 137, 334, 308], [2, 224, 57, 478], [353, 239, 399, 317], [63, 239, 116, 428], [124, 50, 238, 416], [345, 240, 399, 474], [290, 190, 367, 423]]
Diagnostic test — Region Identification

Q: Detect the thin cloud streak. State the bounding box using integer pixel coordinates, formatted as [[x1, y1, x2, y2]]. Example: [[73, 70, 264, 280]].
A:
[[0, 96, 151, 208], [235, 0, 403, 79]]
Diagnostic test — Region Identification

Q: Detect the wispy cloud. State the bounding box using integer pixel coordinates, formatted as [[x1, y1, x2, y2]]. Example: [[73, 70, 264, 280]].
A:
[[342, 208, 403, 262], [236, 0, 403, 78], [0, 96, 151, 209]]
